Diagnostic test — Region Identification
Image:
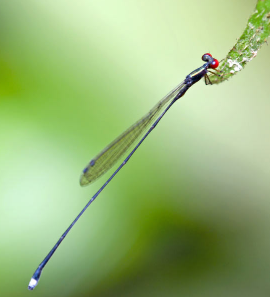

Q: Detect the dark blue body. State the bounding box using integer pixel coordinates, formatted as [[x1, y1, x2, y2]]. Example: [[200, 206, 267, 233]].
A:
[[184, 63, 208, 86]]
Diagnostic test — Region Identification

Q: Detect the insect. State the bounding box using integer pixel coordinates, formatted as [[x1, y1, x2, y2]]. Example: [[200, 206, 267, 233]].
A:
[[28, 53, 219, 290]]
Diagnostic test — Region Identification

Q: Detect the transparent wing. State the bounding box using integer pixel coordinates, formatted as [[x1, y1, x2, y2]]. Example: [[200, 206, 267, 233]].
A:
[[80, 80, 185, 186]]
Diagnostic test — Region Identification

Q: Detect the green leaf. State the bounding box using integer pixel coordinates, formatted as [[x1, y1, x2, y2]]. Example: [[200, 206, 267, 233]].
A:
[[210, 0, 270, 84]]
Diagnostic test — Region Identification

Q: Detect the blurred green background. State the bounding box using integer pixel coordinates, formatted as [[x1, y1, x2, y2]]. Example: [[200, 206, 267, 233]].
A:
[[1, 0, 270, 296]]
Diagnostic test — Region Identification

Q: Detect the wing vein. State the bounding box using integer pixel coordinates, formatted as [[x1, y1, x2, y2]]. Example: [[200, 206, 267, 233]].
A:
[[80, 80, 185, 186]]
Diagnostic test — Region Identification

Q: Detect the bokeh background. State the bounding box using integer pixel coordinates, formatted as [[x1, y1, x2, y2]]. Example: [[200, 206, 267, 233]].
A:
[[1, 0, 270, 296]]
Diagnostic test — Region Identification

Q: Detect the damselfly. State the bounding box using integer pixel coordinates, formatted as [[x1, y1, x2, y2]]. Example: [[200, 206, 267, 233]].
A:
[[28, 53, 219, 290]]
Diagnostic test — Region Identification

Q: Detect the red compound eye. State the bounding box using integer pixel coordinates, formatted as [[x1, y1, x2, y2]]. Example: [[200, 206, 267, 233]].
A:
[[203, 53, 212, 58], [210, 58, 219, 69], [202, 53, 212, 62]]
